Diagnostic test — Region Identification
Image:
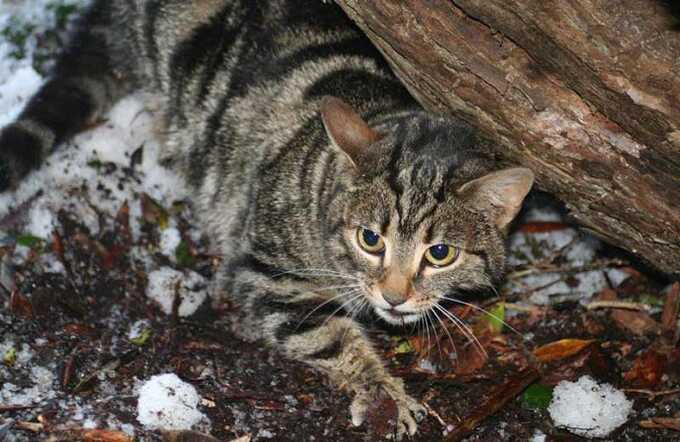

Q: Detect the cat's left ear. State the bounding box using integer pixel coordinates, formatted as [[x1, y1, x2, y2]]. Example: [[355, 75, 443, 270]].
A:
[[320, 96, 383, 166], [457, 167, 535, 230]]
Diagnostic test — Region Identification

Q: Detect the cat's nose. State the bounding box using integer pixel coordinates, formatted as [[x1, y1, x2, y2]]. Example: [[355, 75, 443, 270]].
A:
[[382, 291, 406, 307]]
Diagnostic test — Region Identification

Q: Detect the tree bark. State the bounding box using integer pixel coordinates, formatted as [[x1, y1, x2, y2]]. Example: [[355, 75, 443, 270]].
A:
[[335, 0, 680, 275]]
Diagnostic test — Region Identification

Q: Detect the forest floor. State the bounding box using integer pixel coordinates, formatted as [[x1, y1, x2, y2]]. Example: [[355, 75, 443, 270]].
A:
[[1, 1, 679, 441]]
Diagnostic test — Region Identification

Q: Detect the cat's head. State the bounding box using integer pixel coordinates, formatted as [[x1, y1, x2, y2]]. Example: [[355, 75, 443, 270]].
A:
[[320, 97, 534, 325]]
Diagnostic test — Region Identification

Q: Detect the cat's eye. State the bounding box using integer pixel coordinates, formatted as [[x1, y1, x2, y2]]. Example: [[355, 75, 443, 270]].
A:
[[424, 244, 459, 267], [357, 227, 385, 254]]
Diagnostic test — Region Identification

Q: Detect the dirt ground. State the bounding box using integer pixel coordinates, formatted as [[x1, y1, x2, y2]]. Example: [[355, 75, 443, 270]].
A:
[[1, 189, 679, 441]]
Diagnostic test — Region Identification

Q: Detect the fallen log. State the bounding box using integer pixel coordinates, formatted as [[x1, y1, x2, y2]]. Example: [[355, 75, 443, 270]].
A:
[[335, 0, 680, 275]]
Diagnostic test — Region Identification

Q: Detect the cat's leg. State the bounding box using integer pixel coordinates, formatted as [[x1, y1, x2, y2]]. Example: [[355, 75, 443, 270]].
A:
[[228, 278, 427, 439], [0, 0, 136, 190], [286, 316, 427, 438]]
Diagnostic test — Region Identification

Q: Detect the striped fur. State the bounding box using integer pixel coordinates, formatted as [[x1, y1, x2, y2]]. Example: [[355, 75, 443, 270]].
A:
[[0, 1, 534, 437]]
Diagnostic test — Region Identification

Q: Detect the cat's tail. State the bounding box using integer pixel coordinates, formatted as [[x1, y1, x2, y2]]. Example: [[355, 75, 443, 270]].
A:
[[0, 0, 135, 190]]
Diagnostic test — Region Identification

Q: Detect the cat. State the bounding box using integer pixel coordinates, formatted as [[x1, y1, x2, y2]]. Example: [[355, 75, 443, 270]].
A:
[[0, 0, 534, 438]]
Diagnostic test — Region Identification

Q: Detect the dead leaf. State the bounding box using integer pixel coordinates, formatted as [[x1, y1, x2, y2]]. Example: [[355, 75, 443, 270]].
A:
[[114, 201, 132, 246], [162, 430, 220, 442], [63, 323, 96, 336], [518, 222, 571, 233], [83, 429, 134, 442], [611, 309, 660, 336], [51, 231, 64, 258], [661, 282, 679, 340], [623, 350, 666, 388], [533, 339, 594, 363], [366, 392, 398, 438], [141, 193, 169, 229], [453, 345, 489, 376], [10, 290, 33, 319]]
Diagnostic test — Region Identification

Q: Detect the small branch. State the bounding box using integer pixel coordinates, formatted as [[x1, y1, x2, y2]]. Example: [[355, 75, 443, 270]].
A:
[[507, 259, 627, 280], [422, 400, 449, 428], [443, 367, 540, 441], [585, 300, 651, 312], [623, 387, 680, 400]]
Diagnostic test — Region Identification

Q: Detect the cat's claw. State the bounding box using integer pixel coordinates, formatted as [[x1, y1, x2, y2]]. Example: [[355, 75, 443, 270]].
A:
[[349, 379, 426, 440]]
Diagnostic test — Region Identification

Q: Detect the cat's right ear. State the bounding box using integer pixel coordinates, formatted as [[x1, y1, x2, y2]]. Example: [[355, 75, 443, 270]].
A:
[[320, 96, 383, 167]]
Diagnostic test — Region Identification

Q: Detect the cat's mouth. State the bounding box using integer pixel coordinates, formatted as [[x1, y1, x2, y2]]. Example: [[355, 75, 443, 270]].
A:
[[375, 306, 420, 325]]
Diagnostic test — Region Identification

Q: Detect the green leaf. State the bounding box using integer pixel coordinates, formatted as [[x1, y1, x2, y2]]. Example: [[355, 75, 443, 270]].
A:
[[130, 328, 152, 346], [16, 234, 44, 249], [486, 302, 506, 333], [3, 347, 17, 366], [639, 294, 665, 308], [522, 383, 553, 410], [395, 339, 415, 354], [175, 241, 195, 267]]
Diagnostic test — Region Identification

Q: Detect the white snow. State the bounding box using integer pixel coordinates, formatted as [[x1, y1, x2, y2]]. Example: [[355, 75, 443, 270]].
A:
[[160, 226, 182, 258], [0, 65, 42, 127], [127, 319, 151, 341], [136, 373, 208, 431], [146, 267, 207, 316], [39, 252, 66, 274], [504, 204, 609, 304], [0, 93, 189, 241], [548, 375, 633, 438], [0, 365, 56, 406], [531, 429, 546, 442]]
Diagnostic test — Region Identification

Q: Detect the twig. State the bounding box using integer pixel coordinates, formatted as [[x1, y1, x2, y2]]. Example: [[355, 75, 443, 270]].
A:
[[14, 421, 43, 433], [422, 401, 449, 428], [507, 259, 627, 280], [585, 300, 651, 312], [443, 367, 540, 441], [623, 387, 680, 399]]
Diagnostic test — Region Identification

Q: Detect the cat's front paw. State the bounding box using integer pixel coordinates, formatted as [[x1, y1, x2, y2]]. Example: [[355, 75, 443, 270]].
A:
[[350, 376, 426, 440]]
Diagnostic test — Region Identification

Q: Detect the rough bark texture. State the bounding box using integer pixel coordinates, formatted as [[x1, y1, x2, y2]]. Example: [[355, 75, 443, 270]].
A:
[[335, 0, 680, 275]]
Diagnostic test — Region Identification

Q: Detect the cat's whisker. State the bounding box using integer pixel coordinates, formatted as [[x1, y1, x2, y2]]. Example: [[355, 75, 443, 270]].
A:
[[318, 292, 364, 330], [421, 313, 432, 358], [313, 283, 363, 293], [434, 303, 488, 358], [440, 295, 521, 337], [295, 289, 361, 330], [339, 297, 367, 346], [434, 303, 480, 353], [425, 310, 443, 362], [273, 268, 360, 281], [430, 306, 457, 359]]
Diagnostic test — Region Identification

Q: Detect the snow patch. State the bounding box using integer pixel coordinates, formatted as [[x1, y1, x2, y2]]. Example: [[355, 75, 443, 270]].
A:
[[136, 373, 208, 431], [0, 365, 56, 406], [548, 375, 633, 438], [159, 227, 181, 258], [146, 267, 207, 316]]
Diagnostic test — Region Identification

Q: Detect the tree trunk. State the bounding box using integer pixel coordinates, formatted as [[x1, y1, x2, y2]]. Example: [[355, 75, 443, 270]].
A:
[[335, 0, 680, 276]]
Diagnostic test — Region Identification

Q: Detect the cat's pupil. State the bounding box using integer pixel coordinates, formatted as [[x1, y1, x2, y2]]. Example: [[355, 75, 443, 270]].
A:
[[429, 244, 449, 260], [362, 229, 380, 246]]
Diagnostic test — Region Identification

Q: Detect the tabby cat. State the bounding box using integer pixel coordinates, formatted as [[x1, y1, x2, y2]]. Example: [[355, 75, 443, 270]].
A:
[[0, 0, 534, 438]]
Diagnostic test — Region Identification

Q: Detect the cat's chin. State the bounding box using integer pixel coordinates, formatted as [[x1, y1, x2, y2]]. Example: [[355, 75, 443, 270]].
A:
[[375, 307, 420, 326]]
